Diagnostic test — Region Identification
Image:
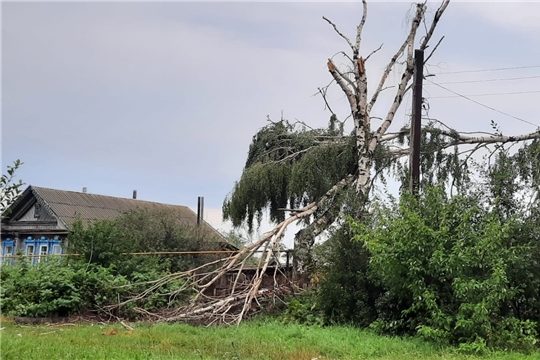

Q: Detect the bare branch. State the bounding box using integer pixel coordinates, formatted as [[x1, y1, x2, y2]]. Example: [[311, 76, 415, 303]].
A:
[[323, 16, 354, 51], [327, 59, 358, 111], [367, 4, 424, 115], [424, 36, 444, 64], [317, 87, 336, 115], [380, 129, 407, 142], [330, 51, 354, 64], [365, 43, 383, 62], [333, 61, 358, 91], [436, 129, 540, 146], [420, 0, 450, 50], [372, 3, 426, 145], [355, 0, 368, 55]]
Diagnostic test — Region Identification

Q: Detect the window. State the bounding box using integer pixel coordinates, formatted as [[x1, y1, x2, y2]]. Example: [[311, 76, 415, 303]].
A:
[[37, 245, 48, 263], [26, 245, 35, 256], [3, 245, 13, 264], [52, 245, 62, 255]]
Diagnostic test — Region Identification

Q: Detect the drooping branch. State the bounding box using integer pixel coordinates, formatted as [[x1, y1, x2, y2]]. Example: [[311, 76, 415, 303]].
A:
[[385, 127, 540, 157]]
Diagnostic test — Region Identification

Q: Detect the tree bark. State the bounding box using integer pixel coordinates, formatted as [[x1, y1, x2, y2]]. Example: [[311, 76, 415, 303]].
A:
[[292, 175, 354, 283]]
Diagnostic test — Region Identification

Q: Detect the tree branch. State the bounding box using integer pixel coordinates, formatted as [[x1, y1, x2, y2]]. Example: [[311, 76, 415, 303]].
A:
[[327, 59, 358, 111], [355, 0, 368, 56], [367, 4, 424, 115], [420, 0, 450, 51], [317, 87, 336, 116], [365, 43, 383, 62], [424, 36, 444, 65], [371, 3, 426, 147], [323, 16, 354, 52], [386, 127, 540, 156]]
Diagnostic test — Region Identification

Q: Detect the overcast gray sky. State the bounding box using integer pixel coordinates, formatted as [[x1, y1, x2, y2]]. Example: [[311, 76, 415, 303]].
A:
[[2, 1, 540, 245]]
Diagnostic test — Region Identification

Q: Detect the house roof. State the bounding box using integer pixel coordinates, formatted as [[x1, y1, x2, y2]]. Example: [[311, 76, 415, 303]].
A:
[[2, 186, 224, 240], [32, 186, 200, 228]]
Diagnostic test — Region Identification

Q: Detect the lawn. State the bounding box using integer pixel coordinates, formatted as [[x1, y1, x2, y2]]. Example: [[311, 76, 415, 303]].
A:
[[1, 318, 538, 360]]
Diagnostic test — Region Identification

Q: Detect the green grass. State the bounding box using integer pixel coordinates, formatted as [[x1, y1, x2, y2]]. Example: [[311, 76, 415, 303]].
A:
[[1, 318, 538, 360]]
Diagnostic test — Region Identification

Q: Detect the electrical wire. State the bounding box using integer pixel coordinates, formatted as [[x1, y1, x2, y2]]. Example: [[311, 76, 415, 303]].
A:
[[425, 75, 540, 85], [425, 79, 540, 128], [430, 90, 540, 98], [432, 65, 540, 75]]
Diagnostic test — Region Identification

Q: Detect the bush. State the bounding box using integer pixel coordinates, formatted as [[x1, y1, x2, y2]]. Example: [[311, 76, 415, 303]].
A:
[[68, 208, 222, 278], [0, 258, 190, 318], [0, 258, 125, 317], [317, 225, 383, 327], [347, 186, 539, 351], [280, 291, 324, 326]]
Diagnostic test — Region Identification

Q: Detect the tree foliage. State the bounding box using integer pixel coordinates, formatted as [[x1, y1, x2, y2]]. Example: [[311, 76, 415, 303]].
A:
[[223, 119, 357, 231], [1, 160, 24, 216]]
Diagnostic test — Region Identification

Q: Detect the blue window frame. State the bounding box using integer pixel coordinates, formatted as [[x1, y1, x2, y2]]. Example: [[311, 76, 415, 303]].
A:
[[2, 239, 15, 265]]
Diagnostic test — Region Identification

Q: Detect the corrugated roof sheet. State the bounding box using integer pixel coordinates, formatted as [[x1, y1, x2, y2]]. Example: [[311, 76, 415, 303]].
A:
[[30, 187, 218, 236]]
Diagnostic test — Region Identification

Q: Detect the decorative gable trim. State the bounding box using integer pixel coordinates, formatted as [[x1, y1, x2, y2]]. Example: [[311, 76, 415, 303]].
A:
[[2, 186, 64, 231]]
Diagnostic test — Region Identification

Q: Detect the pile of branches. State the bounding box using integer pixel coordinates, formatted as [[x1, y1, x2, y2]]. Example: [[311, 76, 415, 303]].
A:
[[104, 177, 351, 325], [105, 223, 293, 325]]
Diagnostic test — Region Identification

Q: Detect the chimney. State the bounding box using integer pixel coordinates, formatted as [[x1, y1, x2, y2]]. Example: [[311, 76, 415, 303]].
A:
[[197, 196, 204, 226], [82, 187, 87, 193], [132, 190, 137, 200]]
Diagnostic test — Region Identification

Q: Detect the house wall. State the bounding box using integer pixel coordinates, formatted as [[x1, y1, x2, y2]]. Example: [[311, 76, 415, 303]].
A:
[[1, 236, 64, 265]]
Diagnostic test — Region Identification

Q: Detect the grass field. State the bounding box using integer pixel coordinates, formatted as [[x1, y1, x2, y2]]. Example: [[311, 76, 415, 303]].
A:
[[1, 318, 538, 360]]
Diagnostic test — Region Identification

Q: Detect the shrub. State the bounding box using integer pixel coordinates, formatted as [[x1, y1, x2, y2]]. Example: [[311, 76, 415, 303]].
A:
[[347, 186, 539, 351], [0, 258, 190, 318], [317, 225, 383, 327], [0, 258, 124, 317], [68, 208, 223, 278], [280, 291, 324, 326]]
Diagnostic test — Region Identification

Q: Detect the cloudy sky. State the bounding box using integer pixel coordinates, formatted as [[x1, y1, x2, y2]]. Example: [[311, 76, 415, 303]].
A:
[[2, 0, 540, 245]]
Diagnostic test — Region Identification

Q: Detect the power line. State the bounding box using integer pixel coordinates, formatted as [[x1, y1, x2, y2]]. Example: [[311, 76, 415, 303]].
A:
[[425, 79, 540, 128], [430, 90, 540, 98], [425, 75, 540, 85], [432, 65, 540, 75]]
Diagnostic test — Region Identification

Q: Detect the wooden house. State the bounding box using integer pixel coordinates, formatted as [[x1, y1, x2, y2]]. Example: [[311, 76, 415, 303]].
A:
[[1, 186, 229, 264]]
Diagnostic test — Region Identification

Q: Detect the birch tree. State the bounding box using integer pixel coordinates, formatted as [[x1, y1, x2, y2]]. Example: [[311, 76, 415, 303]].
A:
[[225, 0, 540, 280]]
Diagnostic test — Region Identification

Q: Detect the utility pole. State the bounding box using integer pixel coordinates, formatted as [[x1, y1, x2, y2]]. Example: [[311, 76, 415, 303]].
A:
[[409, 49, 424, 195]]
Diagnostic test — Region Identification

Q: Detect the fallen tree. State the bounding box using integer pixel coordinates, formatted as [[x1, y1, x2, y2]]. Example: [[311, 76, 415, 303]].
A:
[[110, 0, 540, 324]]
